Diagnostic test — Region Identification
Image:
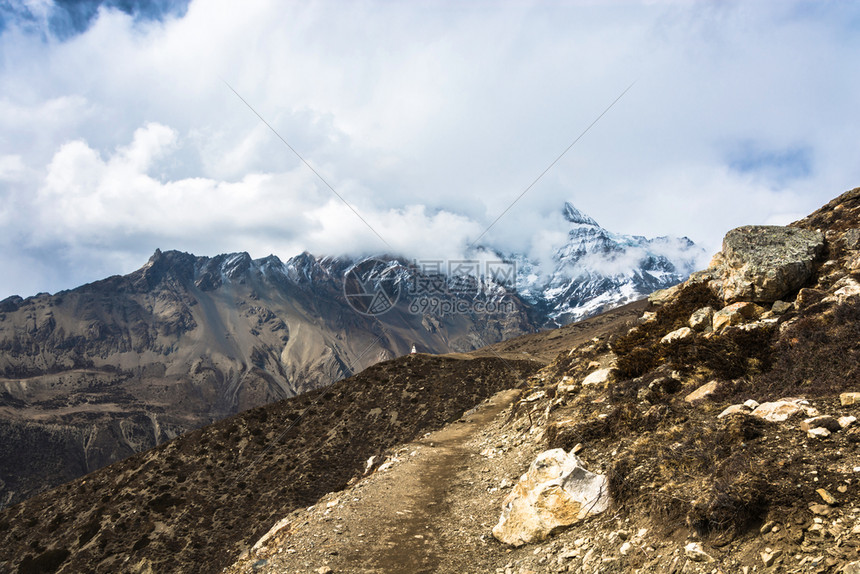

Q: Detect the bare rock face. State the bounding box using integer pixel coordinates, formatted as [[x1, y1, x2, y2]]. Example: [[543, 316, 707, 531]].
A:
[[492, 448, 609, 546], [709, 226, 824, 303]]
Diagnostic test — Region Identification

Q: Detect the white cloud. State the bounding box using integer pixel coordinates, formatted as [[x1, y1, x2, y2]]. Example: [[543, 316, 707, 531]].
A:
[[0, 0, 859, 298]]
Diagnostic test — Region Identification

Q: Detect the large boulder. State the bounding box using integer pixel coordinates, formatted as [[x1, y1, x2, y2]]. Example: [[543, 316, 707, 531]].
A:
[[709, 226, 824, 303], [492, 449, 609, 546]]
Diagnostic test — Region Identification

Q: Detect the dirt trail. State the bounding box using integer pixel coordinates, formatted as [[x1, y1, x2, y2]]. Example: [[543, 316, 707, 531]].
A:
[[338, 389, 520, 573], [232, 387, 530, 574]]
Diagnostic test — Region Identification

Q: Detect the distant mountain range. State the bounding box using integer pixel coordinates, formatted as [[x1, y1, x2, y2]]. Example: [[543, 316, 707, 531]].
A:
[[0, 201, 700, 507], [515, 201, 701, 324]]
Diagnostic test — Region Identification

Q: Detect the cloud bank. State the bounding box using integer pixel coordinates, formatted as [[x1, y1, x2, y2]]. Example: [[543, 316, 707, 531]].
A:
[[0, 0, 859, 298]]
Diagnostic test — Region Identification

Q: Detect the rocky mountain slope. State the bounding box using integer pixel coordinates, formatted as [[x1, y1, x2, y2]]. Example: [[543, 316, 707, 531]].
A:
[[3, 186, 860, 574], [0, 250, 533, 509], [219, 186, 860, 574], [0, 200, 697, 510], [0, 353, 541, 573]]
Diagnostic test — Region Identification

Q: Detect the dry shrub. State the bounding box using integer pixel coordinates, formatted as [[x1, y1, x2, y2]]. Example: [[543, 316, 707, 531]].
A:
[[755, 299, 860, 399], [685, 473, 769, 537], [607, 415, 773, 540], [662, 323, 776, 380], [612, 282, 722, 379]]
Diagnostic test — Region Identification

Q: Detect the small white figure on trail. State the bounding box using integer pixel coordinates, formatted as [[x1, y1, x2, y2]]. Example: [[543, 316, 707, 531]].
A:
[[410, 344, 417, 354]]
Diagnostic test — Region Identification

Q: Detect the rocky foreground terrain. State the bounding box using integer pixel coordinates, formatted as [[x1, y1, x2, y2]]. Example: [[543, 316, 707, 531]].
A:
[[3, 187, 860, 573], [222, 187, 860, 574]]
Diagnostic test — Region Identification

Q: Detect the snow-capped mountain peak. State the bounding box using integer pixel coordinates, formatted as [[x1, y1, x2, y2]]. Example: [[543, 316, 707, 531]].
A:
[[512, 201, 704, 325], [562, 201, 600, 227]]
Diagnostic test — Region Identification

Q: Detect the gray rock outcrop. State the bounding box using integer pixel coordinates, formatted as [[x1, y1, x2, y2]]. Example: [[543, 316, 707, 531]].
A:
[[709, 226, 824, 303]]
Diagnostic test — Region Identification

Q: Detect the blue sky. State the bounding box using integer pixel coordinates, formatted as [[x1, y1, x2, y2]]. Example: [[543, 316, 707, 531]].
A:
[[0, 0, 859, 298]]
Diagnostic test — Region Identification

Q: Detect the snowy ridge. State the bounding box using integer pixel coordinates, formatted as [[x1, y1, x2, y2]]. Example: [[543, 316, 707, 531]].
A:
[[144, 201, 701, 326]]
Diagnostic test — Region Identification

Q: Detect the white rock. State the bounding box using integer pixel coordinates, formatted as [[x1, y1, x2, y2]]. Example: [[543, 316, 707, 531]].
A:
[[717, 404, 748, 418], [640, 311, 657, 323], [619, 541, 632, 555], [684, 542, 714, 563], [582, 368, 612, 386], [685, 380, 719, 404], [661, 327, 694, 344], [751, 401, 804, 423], [840, 416, 857, 429], [712, 302, 763, 331], [364, 455, 378, 475], [807, 427, 831, 439], [648, 284, 681, 306], [833, 276, 860, 298], [252, 517, 292, 551], [492, 449, 609, 547], [841, 392, 860, 406], [743, 399, 760, 410]]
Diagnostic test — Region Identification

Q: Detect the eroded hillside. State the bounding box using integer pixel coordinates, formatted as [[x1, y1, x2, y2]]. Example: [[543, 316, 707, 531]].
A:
[[0, 250, 533, 508], [0, 354, 539, 573]]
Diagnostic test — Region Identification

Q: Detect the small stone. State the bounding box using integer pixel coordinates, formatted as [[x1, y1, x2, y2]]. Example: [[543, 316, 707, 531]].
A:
[[752, 401, 804, 423], [684, 542, 714, 563], [807, 427, 831, 439], [316, 567, 333, 574], [689, 307, 715, 332], [761, 548, 782, 567], [809, 504, 832, 516], [712, 301, 764, 331], [816, 488, 837, 505], [800, 416, 842, 432], [840, 416, 858, 429], [619, 541, 632, 555], [843, 560, 860, 574], [661, 327, 694, 344], [717, 404, 748, 418], [832, 276, 860, 299], [582, 368, 612, 386], [760, 520, 776, 534], [771, 300, 793, 315], [649, 284, 681, 306], [743, 399, 761, 410], [685, 381, 719, 405], [841, 392, 860, 406]]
